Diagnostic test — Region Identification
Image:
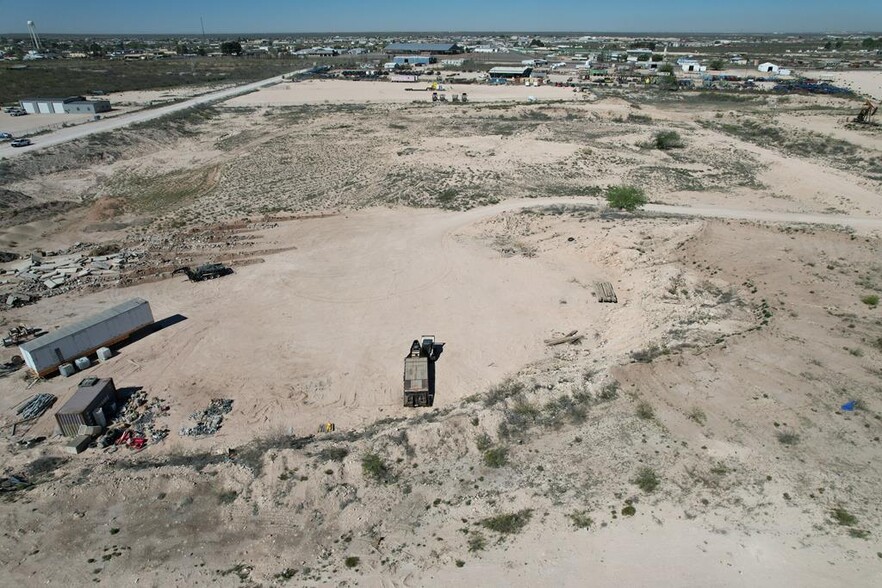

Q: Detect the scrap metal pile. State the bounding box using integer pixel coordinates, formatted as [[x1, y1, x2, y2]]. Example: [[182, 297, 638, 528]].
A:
[[180, 398, 234, 437], [9, 393, 56, 434], [0, 356, 24, 378], [772, 81, 853, 96], [3, 325, 43, 347], [96, 390, 170, 449]]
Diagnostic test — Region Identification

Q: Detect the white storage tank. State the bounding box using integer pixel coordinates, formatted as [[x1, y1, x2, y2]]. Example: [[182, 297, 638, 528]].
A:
[[19, 298, 154, 377], [74, 357, 91, 370]]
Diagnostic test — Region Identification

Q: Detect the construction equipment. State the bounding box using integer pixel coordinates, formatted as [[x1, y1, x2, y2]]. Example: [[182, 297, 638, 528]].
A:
[[3, 325, 43, 347], [318, 422, 336, 433], [403, 336, 441, 407], [855, 100, 878, 124], [172, 263, 233, 282]]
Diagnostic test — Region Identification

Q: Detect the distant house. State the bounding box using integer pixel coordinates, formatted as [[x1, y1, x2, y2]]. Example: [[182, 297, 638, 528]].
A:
[[680, 62, 707, 73], [384, 43, 462, 55]]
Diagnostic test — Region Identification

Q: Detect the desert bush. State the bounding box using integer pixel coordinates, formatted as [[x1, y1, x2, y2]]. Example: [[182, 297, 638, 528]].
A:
[[605, 185, 648, 212], [688, 406, 707, 425], [484, 379, 525, 407], [831, 507, 857, 526], [467, 532, 487, 552], [654, 130, 685, 150], [475, 433, 493, 452], [633, 467, 660, 493], [569, 511, 594, 529], [776, 431, 800, 446], [480, 509, 533, 534], [344, 556, 360, 568], [635, 401, 655, 420], [317, 447, 349, 462], [599, 381, 619, 401], [361, 453, 395, 484], [483, 447, 509, 468], [861, 294, 879, 307]]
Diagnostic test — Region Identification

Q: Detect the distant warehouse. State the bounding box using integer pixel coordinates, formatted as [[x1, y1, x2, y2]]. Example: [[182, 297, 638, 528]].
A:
[[19, 96, 111, 115], [384, 42, 462, 55], [19, 298, 154, 377], [489, 66, 533, 79]]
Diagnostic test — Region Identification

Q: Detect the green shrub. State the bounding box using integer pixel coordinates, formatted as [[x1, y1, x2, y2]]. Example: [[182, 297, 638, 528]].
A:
[[832, 507, 857, 526], [475, 433, 493, 451], [569, 511, 594, 529], [605, 185, 648, 212], [467, 532, 487, 552], [635, 401, 655, 420], [361, 453, 394, 484], [654, 130, 685, 150], [633, 467, 660, 493], [861, 294, 879, 307], [776, 431, 800, 446], [344, 556, 360, 568], [480, 509, 533, 534], [317, 447, 349, 462], [483, 447, 509, 468]]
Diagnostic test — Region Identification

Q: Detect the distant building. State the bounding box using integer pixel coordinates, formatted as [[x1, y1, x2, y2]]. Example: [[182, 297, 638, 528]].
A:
[[489, 66, 533, 79], [681, 62, 707, 72], [294, 47, 338, 56], [19, 96, 111, 115], [758, 62, 779, 73], [441, 58, 465, 67], [393, 55, 433, 66], [384, 42, 462, 55]]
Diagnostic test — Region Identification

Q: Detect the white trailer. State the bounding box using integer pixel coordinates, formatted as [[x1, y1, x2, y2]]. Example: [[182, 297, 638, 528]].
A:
[[19, 298, 154, 377]]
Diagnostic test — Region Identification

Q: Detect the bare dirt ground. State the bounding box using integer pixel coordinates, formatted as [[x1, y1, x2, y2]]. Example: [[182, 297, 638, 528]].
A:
[[1, 78, 881, 586]]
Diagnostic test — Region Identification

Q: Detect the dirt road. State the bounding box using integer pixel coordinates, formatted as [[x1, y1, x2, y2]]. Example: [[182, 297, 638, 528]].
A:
[[0, 71, 302, 160]]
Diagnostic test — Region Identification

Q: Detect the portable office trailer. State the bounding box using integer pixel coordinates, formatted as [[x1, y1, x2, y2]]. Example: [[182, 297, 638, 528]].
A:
[[55, 377, 118, 437], [19, 298, 154, 376]]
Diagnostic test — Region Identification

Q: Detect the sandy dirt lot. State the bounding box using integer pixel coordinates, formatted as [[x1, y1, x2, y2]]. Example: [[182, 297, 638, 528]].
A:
[[227, 78, 581, 106], [1, 76, 881, 586], [0, 111, 93, 135]]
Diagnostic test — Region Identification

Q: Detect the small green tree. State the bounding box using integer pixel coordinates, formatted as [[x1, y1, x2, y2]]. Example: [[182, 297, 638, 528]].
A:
[[709, 59, 725, 70], [221, 41, 243, 56], [605, 185, 648, 212]]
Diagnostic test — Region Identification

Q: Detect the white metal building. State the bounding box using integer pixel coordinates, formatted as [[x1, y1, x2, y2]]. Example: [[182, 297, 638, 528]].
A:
[[758, 62, 779, 73], [19, 298, 154, 376]]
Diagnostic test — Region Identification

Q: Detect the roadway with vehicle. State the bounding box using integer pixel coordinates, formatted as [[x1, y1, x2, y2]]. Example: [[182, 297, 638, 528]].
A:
[[0, 70, 306, 159]]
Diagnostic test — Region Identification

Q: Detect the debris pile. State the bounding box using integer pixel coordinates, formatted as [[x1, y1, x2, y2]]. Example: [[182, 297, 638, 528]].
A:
[[180, 398, 234, 437], [3, 325, 43, 347], [0, 248, 147, 303], [0, 355, 24, 378], [16, 393, 56, 421], [99, 389, 170, 448]]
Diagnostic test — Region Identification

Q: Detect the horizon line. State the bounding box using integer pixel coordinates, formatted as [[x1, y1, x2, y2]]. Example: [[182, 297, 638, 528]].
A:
[[3, 29, 881, 37]]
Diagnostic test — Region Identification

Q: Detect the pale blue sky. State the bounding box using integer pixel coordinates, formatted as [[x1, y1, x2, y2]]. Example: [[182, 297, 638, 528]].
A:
[[0, 0, 879, 35]]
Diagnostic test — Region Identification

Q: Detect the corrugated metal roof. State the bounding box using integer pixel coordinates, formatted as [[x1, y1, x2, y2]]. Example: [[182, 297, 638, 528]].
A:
[[21, 96, 83, 103], [384, 43, 459, 52], [56, 378, 115, 414], [489, 66, 532, 75], [20, 298, 149, 353]]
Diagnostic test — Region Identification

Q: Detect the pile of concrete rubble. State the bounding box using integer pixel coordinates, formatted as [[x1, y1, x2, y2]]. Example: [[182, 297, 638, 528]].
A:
[[180, 398, 234, 437], [0, 245, 147, 307]]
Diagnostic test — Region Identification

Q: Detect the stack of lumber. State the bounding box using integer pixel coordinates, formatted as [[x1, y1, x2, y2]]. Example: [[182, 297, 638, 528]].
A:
[[595, 282, 618, 303]]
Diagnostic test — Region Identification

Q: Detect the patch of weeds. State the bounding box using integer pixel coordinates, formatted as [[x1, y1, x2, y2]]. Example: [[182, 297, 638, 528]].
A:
[[605, 184, 648, 212], [635, 401, 655, 420], [475, 433, 493, 452], [633, 467, 660, 493], [569, 510, 594, 529], [344, 556, 360, 568], [218, 563, 253, 581], [831, 507, 857, 527], [688, 406, 706, 425], [109, 528, 120, 535], [480, 509, 533, 534], [776, 431, 800, 446], [467, 532, 487, 552], [483, 447, 509, 468], [361, 453, 395, 484], [317, 447, 349, 462], [484, 379, 525, 407], [455, 559, 466, 567], [621, 505, 637, 516], [599, 381, 619, 401], [631, 343, 670, 363], [861, 294, 879, 307]]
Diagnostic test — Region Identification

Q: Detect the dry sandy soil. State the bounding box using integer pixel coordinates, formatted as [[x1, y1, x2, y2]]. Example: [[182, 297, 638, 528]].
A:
[[1, 77, 881, 586]]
